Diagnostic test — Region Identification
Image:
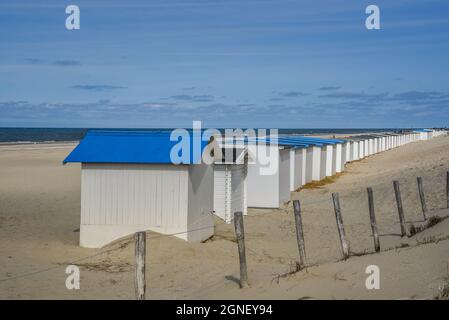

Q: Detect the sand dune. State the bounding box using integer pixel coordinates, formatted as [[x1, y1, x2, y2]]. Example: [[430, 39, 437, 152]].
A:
[[1, 136, 449, 299]]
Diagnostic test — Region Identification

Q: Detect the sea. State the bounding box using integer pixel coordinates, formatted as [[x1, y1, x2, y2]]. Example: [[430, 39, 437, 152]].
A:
[[0, 128, 408, 144]]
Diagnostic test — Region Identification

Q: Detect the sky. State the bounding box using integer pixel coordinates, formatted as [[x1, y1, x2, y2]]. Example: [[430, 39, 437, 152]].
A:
[[0, 0, 448, 128]]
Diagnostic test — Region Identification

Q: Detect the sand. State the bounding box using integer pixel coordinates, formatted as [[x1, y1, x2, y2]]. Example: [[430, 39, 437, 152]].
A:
[[1, 136, 449, 299]]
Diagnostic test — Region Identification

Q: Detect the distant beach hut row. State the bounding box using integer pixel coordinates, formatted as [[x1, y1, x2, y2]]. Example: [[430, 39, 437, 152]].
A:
[[64, 129, 446, 248]]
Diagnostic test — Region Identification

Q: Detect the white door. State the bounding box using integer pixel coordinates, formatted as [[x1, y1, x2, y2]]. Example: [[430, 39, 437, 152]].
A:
[[229, 165, 246, 222], [213, 165, 228, 221]]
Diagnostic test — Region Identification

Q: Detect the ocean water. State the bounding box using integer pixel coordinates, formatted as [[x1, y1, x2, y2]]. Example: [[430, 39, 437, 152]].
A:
[[0, 127, 405, 143]]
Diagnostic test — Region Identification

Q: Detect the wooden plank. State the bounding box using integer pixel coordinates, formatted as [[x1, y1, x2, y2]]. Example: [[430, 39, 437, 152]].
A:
[[393, 180, 407, 237], [134, 231, 146, 300], [233, 212, 249, 288], [367, 187, 380, 252], [293, 200, 306, 268], [332, 193, 349, 259]]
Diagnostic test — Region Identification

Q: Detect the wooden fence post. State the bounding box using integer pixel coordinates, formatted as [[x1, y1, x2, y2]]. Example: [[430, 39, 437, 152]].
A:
[[331, 193, 349, 259], [393, 181, 407, 237], [234, 212, 249, 288], [416, 177, 428, 220], [293, 200, 306, 269], [367, 187, 380, 252], [134, 231, 146, 300], [446, 172, 449, 209]]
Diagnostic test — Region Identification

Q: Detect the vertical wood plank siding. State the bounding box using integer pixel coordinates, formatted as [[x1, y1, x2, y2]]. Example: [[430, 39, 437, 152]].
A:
[[81, 163, 188, 231]]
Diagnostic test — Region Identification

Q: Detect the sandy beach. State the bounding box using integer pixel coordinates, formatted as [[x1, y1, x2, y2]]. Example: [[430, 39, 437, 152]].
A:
[[1, 135, 449, 299]]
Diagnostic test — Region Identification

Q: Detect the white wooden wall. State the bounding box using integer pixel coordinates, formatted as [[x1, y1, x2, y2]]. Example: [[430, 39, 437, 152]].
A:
[[291, 148, 307, 189], [333, 143, 342, 174], [306, 146, 321, 182], [247, 145, 280, 208], [81, 163, 189, 229], [320, 145, 333, 178], [187, 162, 214, 242], [213, 164, 247, 223], [79, 163, 214, 247], [231, 165, 247, 217], [278, 149, 291, 206], [213, 165, 228, 221]]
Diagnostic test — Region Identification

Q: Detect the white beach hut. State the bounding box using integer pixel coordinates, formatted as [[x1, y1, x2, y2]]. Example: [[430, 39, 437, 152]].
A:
[[245, 135, 348, 208], [306, 145, 322, 182], [414, 129, 432, 140], [358, 140, 365, 159], [364, 138, 370, 155], [213, 145, 249, 224], [332, 143, 343, 174], [340, 141, 350, 169], [246, 143, 291, 208], [352, 141, 360, 161], [213, 163, 247, 223], [320, 144, 333, 177], [290, 147, 307, 191], [63, 131, 216, 248]]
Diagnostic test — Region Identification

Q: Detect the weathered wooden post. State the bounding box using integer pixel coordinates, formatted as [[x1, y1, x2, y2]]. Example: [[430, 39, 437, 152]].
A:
[[416, 177, 428, 220], [367, 187, 380, 252], [234, 211, 249, 288], [134, 231, 146, 300], [331, 193, 349, 259], [393, 180, 407, 237], [446, 172, 449, 209], [293, 200, 306, 269]]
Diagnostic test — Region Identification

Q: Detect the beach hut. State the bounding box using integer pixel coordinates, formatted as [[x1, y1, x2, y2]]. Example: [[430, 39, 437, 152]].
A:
[[358, 140, 365, 159], [381, 136, 386, 151], [414, 129, 432, 140], [290, 147, 307, 191], [352, 140, 360, 161], [213, 141, 249, 224], [246, 142, 292, 208], [306, 145, 322, 182], [63, 130, 216, 248], [246, 135, 331, 208], [332, 143, 343, 174], [281, 136, 344, 181], [246, 135, 322, 207], [361, 138, 367, 155], [386, 134, 393, 149], [320, 144, 333, 177], [213, 163, 247, 223], [287, 138, 337, 181], [340, 141, 349, 169], [368, 138, 374, 155]]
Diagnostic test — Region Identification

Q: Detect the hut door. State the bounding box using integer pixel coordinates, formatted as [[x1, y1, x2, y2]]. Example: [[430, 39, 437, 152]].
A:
[[230, 165, 245, 222]]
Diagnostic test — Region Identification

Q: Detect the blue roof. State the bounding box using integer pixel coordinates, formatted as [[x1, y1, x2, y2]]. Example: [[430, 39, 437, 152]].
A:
[[245, 136, 312, 148], [245, 135, 344, 148], [279, 135, 346, 144], [63, 130, 210, 165], [413, 129, 432, 132]]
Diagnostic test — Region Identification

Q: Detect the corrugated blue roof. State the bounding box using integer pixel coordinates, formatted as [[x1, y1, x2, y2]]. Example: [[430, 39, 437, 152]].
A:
[[245, 137, 312, 148], [246, 135, 345, 147], [63, 130, 210, 165], [280, 135, 346, 144]]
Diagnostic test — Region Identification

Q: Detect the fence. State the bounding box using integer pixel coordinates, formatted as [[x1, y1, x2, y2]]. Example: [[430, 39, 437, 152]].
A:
[[131, 171, 449, 298], [1, 172, 448, 299]]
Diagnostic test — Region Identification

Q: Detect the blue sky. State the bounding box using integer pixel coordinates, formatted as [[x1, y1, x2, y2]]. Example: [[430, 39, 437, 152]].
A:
[[1, 0, 448, 128]]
